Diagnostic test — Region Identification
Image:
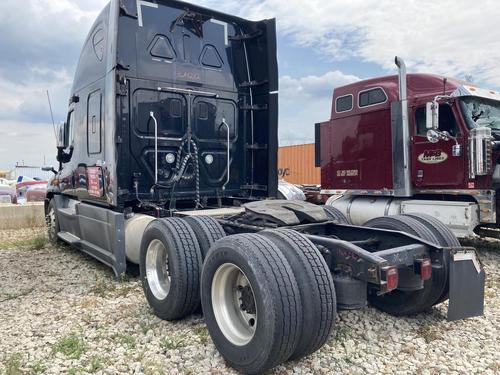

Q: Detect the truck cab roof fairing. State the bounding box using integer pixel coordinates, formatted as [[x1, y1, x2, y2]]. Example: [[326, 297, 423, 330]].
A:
[[72, 4, 113, 94], [115, 0, 279, 205]]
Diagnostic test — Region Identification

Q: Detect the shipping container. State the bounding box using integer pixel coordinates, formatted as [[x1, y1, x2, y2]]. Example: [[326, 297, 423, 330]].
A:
[[278, 144, 320, 185]]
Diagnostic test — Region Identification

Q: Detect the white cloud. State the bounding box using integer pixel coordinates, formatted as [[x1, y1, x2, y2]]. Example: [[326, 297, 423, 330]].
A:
[[280, 71, 360, 100], [278, 71, 360, 145], [230, 0, 500, 88], [0, 68, 73, 123], [0, 0, 106, 168], [2, 0, 500, 167], [0, 121, 58, 169]]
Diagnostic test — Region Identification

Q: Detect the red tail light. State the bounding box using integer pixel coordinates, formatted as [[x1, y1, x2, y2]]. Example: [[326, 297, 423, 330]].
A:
[[380, 266, 399, 293], [386, 267, 399, 291], [415, 258, 432, 281]]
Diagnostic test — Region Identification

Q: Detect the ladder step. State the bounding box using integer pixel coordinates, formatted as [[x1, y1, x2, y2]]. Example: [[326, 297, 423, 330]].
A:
[[239, 80, 268, 88], [241, 184, 268, 191], [58, 207, 77, 216], [229, 30, 263, 41], [246, 143, 268, 150], [240, 104, 268, 111], [58, 231, 81, 244]]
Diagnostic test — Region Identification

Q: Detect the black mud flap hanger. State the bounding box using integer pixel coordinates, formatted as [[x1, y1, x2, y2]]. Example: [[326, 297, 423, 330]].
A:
[[447, 248, 485, 321]]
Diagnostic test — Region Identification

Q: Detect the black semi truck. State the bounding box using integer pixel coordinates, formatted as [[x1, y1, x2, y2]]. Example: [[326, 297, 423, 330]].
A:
[[44, 1, 486, 374]]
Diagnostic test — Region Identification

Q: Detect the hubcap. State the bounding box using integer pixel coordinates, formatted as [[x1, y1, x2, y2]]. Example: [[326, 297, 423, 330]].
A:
[[212, 263, 257, 346], [145, 239, 171, 300]]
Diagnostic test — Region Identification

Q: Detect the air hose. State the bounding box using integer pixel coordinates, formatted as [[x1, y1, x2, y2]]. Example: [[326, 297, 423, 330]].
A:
[[168, 138, 202, 210]]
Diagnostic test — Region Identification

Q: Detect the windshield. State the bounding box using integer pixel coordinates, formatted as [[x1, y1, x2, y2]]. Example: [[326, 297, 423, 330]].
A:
[[459, 96, 500, 130]]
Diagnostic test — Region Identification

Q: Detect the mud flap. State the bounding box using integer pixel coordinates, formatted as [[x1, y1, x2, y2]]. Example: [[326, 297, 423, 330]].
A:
[[447, 249, 485, 321]]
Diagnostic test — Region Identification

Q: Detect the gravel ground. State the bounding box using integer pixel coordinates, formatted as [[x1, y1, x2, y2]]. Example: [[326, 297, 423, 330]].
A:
[[0, 228, 498, 375]]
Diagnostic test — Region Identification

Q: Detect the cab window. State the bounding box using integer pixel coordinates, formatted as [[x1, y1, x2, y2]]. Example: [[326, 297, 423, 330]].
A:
[[359, 88, 387, 107], [415, 104, 459, 136]]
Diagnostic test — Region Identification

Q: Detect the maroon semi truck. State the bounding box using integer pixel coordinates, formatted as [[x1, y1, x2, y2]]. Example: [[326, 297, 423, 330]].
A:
[[317, 57, 500, 238]]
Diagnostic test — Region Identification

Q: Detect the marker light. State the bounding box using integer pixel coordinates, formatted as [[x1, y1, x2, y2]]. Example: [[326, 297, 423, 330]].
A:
[[380, 266, 399, 293], [415, 258, 432, 281], [386, 267, 399, 291]]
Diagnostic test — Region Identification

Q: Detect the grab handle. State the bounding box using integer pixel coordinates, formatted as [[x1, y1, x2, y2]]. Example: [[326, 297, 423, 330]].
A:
[[150, 111, 158, 184], [221, 118, 231, 191]]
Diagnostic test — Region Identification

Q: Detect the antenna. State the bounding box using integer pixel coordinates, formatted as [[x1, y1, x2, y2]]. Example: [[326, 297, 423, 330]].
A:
[[46, 90, 58, 143]]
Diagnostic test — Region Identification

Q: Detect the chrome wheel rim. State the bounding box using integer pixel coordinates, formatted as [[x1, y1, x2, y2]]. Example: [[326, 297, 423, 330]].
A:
[[212, 263, 257, 346], [145, 239, 171, 300]]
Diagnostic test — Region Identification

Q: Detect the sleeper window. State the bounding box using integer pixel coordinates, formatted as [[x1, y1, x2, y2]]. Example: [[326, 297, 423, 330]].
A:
[[359, 88, 387, 107], [336, 95, 353, 113]]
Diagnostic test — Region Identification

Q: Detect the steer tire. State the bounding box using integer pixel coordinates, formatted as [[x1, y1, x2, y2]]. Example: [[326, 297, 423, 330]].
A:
[[261, 229, 336, 360], [183, 216, 226, 259], [364, 215, 447, 316], [46, 199, 61, 245], [140, 218, 203, 321], [323, 206, 350, 224], [403, 213, 459, 305], [201, 234, 302, 375]]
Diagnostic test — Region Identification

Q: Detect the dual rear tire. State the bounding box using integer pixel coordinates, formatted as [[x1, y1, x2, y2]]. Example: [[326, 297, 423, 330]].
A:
[[140, 218, 203, 320], [139, 218, 336, 374], [364, 214, 457, 316]]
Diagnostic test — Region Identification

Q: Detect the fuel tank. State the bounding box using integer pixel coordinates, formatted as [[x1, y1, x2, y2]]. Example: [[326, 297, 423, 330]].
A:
[[326, 195, 402, 225], [326, 195, 480, 238]]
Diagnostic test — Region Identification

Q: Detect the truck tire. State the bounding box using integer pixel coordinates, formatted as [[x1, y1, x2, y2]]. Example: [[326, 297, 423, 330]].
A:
[[261, 229, 336, 360], [201, 234, 302, 375], [403, 213, 459, 305], [364, 215, 447, 316], [403, 213, 460, 247], [140, 218, 203, 321], [365, 215, 440, 243], [46, 199, 61, 245], [183, 216, 226, 259], [323, 206, 350, 224]]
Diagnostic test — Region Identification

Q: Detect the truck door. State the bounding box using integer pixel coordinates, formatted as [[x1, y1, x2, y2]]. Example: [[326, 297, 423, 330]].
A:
[[411, 104, 466, 187]]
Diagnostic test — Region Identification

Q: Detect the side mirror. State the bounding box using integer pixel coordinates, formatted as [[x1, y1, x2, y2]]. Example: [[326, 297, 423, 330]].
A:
[[427, 129, 440, 144], [57, 122, 66, 148], [426, 101, 439, 130]]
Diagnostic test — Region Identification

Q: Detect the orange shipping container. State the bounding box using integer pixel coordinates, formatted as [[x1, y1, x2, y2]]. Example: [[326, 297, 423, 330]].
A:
[[278, 144, 320, 185]]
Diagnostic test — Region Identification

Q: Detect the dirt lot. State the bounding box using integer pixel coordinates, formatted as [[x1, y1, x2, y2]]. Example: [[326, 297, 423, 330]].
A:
[[0, 228, 498, 375]]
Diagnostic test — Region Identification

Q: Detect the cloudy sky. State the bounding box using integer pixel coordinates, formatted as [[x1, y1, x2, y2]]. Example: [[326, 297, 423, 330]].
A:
[[1, 0, 499, 170]]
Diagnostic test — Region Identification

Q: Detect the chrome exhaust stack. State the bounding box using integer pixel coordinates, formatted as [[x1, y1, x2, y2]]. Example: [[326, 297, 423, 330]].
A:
[[395, 56, 408, 102], [393, 56, 412, 197]]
